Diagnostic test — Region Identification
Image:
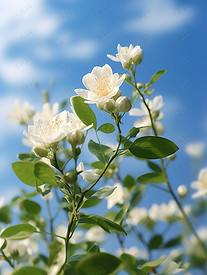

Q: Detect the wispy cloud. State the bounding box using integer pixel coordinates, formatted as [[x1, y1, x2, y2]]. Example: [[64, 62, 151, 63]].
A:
[[125, 0, 195, 35]]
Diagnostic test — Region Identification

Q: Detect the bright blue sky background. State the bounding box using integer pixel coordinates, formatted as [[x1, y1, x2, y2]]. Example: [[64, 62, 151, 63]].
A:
[[0, 0, 207, 272]]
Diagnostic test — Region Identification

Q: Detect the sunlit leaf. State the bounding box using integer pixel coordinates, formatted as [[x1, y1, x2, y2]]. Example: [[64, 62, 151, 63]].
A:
[[0, 224, 37, 240]]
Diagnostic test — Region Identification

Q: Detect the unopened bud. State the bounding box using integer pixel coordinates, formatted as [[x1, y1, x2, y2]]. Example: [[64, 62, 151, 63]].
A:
[[33, 146, 48, 158], [67, 129, 85, 146], [104, 99, 116, 112], [132, 48, 143, 66], [167, 153, 176, 161], [122, 61, 131, 70], [11, 249, 19, 260], [177, 185, 188, 198], [115, 96, 131, 113], [124, 74, 132, 85], [113, 90, 121, 101], [97, 101, 105, 110], [62, 170, 77, 185]]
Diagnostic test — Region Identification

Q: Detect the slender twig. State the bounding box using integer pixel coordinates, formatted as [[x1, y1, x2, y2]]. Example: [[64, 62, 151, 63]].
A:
[[130, 69, 207, 257], [0, 249, 15, 269]]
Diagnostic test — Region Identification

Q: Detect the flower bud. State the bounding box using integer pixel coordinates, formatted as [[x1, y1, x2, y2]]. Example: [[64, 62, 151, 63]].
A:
[[167, 153, 176, 161], [97, 101, 105, 110], [67, 129, 85, 146], [115, 96, 131, 113], [124, 74, 132, 85], [33, 146, 48, 158], [177, 185, 188, 198], [113, 90, 121, 101], [104, 99, 116, 112], [11, 249, 19, 260], [132, 48, 143, 66], [62, 170, 77, 185]]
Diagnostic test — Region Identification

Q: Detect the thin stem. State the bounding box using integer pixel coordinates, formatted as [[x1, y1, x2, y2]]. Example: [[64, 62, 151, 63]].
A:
[[0, 249, 15, 269], [76, 122, 122, 211], [46, 199, 54, 242], [130, 69, 207, 257]]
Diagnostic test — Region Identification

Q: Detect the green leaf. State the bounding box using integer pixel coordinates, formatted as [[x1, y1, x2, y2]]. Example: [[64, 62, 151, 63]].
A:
[[17, 152, 40, 162], [21, 200, 41, 216], [141, 257, 167, 272], [0, 224, 37, 240], [123, 175, 136, 190], [147, 161, 162, 173], [91, 161, 105, 169], [88, 243, 100, 253], [0, 206, 12, 224], [12, 162, 44, 187], [34, 161, 57, 185], [79, 213, 127, 235], [12, 266, 47, 275], [91, 187, 116, 199], [88, 140, 113, 164], [164, 236, 182, 248], [129, 136, 179, 159], [130, 90, 139, 106], [120, 253, 147, 275], [126, 127, 140, 139], [98, 123, 115, 133], [114, 203, 130, 224], [137, 173, 166, 184], [76, 252, 121, 275], [144, 88, 155, 95], [71, 96, 97, 129], [150, 69, 167, 84], [149, 235, 163, 249], [130, 186, 145, 207]]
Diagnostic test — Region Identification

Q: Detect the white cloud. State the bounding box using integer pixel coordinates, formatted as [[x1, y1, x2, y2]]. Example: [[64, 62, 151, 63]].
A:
[[125, 0, 195, 35], [66, 39, 99, 60]]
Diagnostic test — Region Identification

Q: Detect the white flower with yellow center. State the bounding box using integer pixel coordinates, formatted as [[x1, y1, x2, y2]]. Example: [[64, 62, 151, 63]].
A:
[[75, 64, 125, 105], [107, 44, 143, 68], [8, 99, 34, 125], [24, 110, 70, 148], [191, 167, 207, 198]]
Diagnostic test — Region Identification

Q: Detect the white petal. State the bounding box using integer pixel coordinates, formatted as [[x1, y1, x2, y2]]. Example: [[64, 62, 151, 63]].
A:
[[82, 73, 97, 91], [129, 108, 145, 116], [107, 54, 119, 62]]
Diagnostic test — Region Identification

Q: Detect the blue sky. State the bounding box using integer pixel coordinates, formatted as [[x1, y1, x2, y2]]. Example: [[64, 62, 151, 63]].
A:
[[0, 0, 207, 267]]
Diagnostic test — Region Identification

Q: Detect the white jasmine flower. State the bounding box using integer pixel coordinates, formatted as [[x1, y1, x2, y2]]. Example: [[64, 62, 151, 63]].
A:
[[161, 257, 185, 275], [24, 110, 70, 148], [126, 207, 148, 226], [191, 167, 207, 198], [105, 183, 124, 209], [129, 95, 164, 117], [107, 44, 143, 68], [129, 95, 164, 134], [185, 142, 205, 159], [8, 99, 34, 125], [75, 64, 125, 105], [35, 102, 59, 120], [149, 200, 178, 222], [77, 162, 100, 182], [85, 226, 106, 243]]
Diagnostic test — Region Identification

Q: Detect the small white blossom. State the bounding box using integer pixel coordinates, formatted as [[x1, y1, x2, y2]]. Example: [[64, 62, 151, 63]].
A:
[[185, 142, 205, 159], [8, 99, 34, 125], [148, 200, 178, 222], [35, 102, 59, 120], [107, 44, 143, 68], [105, 183, 124, 209], [129, 95, 164, 134], [85, 226, 106, 243], [24, 110, 70, 148], [75, 64, 125, 105], [191, 167, 207, 198], [77, 162, 100, 182], [126, 207, 148, 226]]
